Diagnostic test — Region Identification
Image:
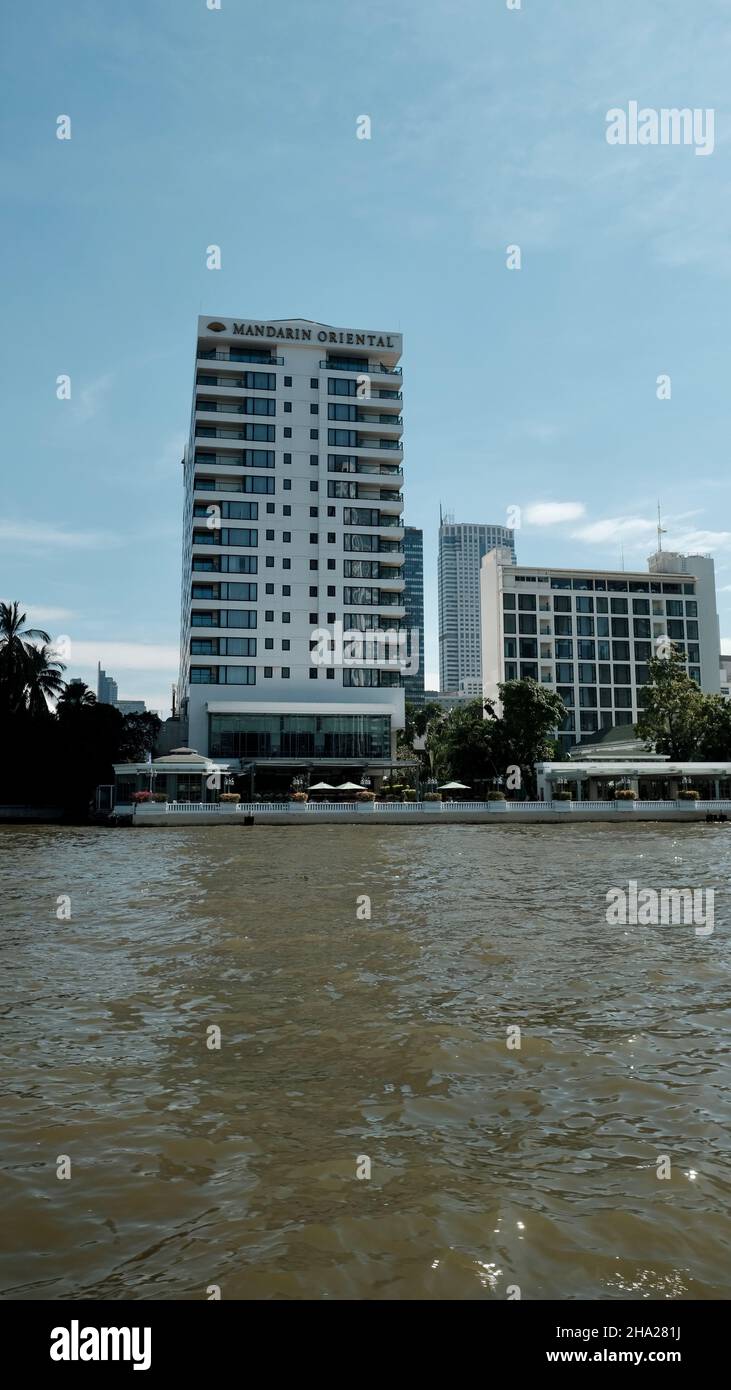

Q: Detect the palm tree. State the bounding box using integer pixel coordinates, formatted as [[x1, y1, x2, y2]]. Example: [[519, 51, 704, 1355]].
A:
[[24, 644, 66, 718], [56, 679, 96, 711], [0, 601, 51, 713]]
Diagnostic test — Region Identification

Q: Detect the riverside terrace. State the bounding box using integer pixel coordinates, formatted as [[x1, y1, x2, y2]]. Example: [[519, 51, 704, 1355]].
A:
[[128, 797, 731, 826], [109, 754, 731, 818]]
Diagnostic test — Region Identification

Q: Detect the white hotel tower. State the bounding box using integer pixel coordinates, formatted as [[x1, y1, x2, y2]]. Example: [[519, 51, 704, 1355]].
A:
[[177, 316, 407, 791]]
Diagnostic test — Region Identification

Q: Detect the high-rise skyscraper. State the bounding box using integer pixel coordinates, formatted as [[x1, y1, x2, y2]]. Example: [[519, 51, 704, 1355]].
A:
[[438, 516, 516, 692], [402, 526, 425, 706], [97, 663, 118, 706], [177, 316, 407, 790]]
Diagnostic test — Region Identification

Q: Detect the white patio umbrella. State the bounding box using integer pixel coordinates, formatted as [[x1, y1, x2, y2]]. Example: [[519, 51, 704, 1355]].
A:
[[336, 781, 363, 791], [309, 781, 334, 790], [438, 780, 471, 790]]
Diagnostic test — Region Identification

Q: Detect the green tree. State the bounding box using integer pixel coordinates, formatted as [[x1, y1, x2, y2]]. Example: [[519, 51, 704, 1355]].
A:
[[492, 679, 566, 796], [117, 711, 162, 761], [57, 679, 97, 711], [636, 649, 707, 758], [427, 698, 502, 786], [24, 644, 66, 718], [695, 694, 731, 760], [0, 601, 51, 713]]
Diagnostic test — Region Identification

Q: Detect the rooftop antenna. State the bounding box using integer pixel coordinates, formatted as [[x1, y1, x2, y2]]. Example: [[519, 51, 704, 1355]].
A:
[[620, 544, 625, 571], [657, 500, 666, 553]]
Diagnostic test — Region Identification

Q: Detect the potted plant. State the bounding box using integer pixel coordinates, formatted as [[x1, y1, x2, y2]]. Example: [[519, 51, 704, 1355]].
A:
[[151, 792, 168, 803], [614, 787, 637, 800], [487, 790, 506, 801], [552, 788, 573, 801], [423, 791, 442, 802], [356, 789, 375, 801], [290, 791, 309, 803], [677, 787, 700, 801], [404, 787, 416, 801], [220, 792, 241, 803], [132, 790, 153, 804]]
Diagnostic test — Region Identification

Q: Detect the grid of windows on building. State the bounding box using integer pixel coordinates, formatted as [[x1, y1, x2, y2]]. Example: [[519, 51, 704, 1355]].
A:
[[177, 317, 407, 763], [500, 575, 701, 753]]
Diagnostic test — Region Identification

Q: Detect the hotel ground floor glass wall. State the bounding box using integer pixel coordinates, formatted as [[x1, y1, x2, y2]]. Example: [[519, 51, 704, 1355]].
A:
[[208, 712, 391, 761]]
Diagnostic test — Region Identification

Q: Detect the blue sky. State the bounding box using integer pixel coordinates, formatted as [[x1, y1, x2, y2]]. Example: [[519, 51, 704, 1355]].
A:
[[2, 0, 731, 710]]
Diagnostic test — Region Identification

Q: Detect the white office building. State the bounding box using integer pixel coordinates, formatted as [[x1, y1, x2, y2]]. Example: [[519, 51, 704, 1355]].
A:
[[177, 316, 407, 792], [438, 517, 516, 693], [481, 547, 720, 755]]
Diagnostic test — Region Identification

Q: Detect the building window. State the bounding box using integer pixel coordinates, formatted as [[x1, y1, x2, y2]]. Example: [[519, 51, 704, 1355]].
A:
[[309, 612, 318, 623], [283, 453, 291, 464], [264, 667, 273, 678], [327, 586, 336, 596], [282, 667, 290, 678], [326, 668, 334, 679], [282, 612, 290, 623], [283, 558, 291, 570], [327, 559, 335, 570], [282, 584, 291, 595], [309, 669, 318, 679], [309, 559, 318, 570], [327, 506, 336, 517], [284, 428, 292, 438], [309, 586, 318, 597], [265, 638, 273, 650], [283, 505, 291, 515], [310, 404, 319, 414], [265, 610, 273, 621], [266, 502, 275, 514], [310, 481, 319, 491], [327, 532, 336, 543], [284, 402, 292, 413], [284, 376, 292, 386], [265, 583, 274, 594], [283, 531, 291, 542]]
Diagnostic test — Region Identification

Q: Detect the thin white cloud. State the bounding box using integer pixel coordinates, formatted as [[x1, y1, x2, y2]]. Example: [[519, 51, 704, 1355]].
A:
[[74, 372, 114, 423], [572, 517, 655, 544], [571, 515, 731, 554], [525, 502, 586, 526], [71, 641, 178, 671], [1, 600, 75, 623], [0, 521, 115, 550]]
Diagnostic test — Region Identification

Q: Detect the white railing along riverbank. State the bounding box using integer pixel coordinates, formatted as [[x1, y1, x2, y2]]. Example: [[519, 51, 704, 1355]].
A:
[[123, 798, 731, 825]]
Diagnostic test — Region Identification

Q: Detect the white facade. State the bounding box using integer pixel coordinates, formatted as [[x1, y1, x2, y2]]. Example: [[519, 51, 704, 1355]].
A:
[[481, 547, 721, 754], [438, 520, 516, 693], [178, 316, 406, 767]]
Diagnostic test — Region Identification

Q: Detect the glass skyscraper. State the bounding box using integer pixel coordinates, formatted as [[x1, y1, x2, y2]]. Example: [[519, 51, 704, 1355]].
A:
[[403, 526, 425, 706]]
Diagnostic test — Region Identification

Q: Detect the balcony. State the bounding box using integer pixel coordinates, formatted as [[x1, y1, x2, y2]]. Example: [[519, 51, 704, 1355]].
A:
[[328, 461, 403, 479], [352, 413, 403, 425], [320, 359, 402, 375], [198, 350, 284, 365], [374, 390, 402, 400]]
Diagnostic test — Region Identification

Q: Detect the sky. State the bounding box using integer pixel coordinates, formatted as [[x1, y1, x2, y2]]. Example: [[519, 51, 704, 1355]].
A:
[[2, 0, 731, 712]]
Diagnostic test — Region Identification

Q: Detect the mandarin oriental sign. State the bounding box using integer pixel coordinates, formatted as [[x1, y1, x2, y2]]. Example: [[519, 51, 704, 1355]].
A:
[[220, 320, 396, 348]]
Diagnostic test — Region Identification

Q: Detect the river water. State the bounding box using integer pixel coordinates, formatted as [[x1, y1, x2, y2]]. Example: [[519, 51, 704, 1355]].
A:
[[1, 823, 729, 1301]]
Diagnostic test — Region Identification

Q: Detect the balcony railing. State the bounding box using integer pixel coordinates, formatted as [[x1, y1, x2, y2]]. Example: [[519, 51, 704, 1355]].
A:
[[196, 402, 246, 414], [356, 438, 402, 451], [328, 462, 403, 477], [375, 390, 402, 400], [321, 360, 402, 374], [199, 350, 284, 365], [354, 414, 403, 425]]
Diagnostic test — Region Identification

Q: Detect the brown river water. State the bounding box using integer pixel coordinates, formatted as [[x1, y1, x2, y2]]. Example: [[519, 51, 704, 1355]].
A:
[[1, 823, 729, 1301]]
